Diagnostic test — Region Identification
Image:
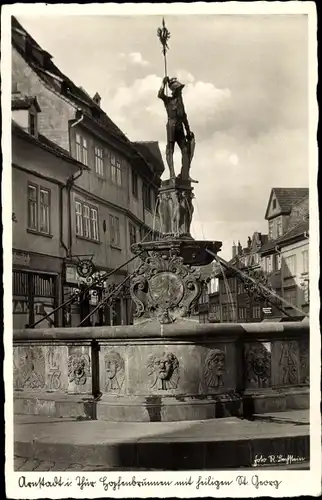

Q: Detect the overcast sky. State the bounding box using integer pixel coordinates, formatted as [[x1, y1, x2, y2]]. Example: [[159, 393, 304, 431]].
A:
[[17, 14, 309, 260]]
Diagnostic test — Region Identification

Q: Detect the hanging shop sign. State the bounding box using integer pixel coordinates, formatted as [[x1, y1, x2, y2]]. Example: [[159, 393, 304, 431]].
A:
[[65, 264, 108, 287], [77, 259, 95, 278]]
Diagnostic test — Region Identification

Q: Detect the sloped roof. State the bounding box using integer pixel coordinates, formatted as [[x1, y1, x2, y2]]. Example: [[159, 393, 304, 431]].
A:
[[259, 219, 309, 253], [12, 119, 88, 170], [12, 96, 41, 112], [265, 187, 309, 219], [133, 141, 165, 175], [12, 17, 132, 150]]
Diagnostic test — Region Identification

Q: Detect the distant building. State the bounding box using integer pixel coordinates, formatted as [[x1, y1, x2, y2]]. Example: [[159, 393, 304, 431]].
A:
[[11, 17, 164, 328], [213, 232, 279, 323], [259, 189, 309, 318], [197, 187, 309, 323]]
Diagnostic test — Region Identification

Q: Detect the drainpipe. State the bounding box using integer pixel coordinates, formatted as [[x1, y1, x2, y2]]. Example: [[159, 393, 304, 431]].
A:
[[59, 185, 69, 256], [71, 110, 84, 128]]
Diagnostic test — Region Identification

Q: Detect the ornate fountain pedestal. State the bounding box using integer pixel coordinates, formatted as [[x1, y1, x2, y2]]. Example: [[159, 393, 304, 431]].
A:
[[130, 177, 222, 325]]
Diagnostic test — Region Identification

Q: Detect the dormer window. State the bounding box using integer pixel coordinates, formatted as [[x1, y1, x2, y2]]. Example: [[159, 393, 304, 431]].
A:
[[12, 96, 41, 137]]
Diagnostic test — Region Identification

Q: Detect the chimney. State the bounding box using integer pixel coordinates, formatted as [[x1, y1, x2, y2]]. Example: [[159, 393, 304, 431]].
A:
[[247, 236, 252, 248], [232, 241, 237, 259], [93, 92, 101, 107]]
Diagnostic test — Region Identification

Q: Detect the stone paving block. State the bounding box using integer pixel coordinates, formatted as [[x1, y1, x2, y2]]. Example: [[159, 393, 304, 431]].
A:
[[18, 459, 41, 471], [33, 461, 55, 471], [14, 456, 28, 470]]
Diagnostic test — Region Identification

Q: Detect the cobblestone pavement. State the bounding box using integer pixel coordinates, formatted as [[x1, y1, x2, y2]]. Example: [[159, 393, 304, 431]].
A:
[[14, 456, 151, 472], [14, 455, 308, 472]]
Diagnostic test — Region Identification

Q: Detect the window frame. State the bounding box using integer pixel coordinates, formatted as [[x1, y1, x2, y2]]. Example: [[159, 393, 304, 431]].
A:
[[39, 187, 51, 234], [132, 170, 138, 198], [110, 154, 122, 186], [27, 182, 51, 235], [143, 183, 152, 211], [302, 250, 309, 274], [75, 199, 99, 242], [75, 133, 88, 166], [109, 214, 121, 247], [284, 254, 297, 278], [129, 221, 137, 248], [94, 146, 104, 177]]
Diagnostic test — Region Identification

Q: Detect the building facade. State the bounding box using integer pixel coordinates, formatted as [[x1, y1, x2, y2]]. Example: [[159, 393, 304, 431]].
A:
[[12, 17, 164, 328], [12, 103, 86, 329]]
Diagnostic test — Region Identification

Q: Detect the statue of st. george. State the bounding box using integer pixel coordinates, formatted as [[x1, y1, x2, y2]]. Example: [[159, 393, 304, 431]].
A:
[[158, 76, 195, 181]]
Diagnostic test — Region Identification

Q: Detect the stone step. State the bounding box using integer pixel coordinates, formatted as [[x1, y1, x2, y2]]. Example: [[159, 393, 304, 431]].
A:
[[14, 411, 309, 470]]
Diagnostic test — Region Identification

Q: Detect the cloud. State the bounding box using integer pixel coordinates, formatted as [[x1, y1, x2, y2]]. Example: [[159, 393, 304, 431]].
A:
[[107, 71, 233, 142], [119, 51, 149, 67]]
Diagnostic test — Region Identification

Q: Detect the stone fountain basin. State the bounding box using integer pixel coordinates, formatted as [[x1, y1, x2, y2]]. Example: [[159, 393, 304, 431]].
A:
[[132, 239, 222, 266]]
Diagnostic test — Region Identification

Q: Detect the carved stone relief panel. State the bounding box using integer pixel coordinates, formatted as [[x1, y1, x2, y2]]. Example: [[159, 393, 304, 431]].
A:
[[46, 346, 63, 391], [104, 350, 125, 393], [244, 342, 271, 389], [67, 347, 91, 391], [272, 340, 300, 387], [147, 352, 180, 390], [13, 346, 46, 390], [203, 349, 226, 390]]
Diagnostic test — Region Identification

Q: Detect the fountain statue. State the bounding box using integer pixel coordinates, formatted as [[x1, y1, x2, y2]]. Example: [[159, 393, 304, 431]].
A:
[[130, 19, 222, 324]]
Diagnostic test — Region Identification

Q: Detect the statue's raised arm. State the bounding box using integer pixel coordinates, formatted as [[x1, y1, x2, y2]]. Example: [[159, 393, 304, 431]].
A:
[[158, 76, 170, 102]]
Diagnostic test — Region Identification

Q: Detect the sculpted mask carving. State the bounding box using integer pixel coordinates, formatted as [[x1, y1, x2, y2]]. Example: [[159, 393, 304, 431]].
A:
[[204, 349, 226, 388], [148, 352, 180, 390], [245, 343, 271, 388], [68, 354, 90, 386], [104, 351, 125, 392]]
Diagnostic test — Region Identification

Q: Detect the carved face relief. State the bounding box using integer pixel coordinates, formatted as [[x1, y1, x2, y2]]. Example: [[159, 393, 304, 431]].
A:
[[148, 352, 180, 390], [154, 357, 173, 380], [204, 349, 226, 388], [68, 354, 90, 386], [245, 343, 271, 388], [104, 351, 125, 392]]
